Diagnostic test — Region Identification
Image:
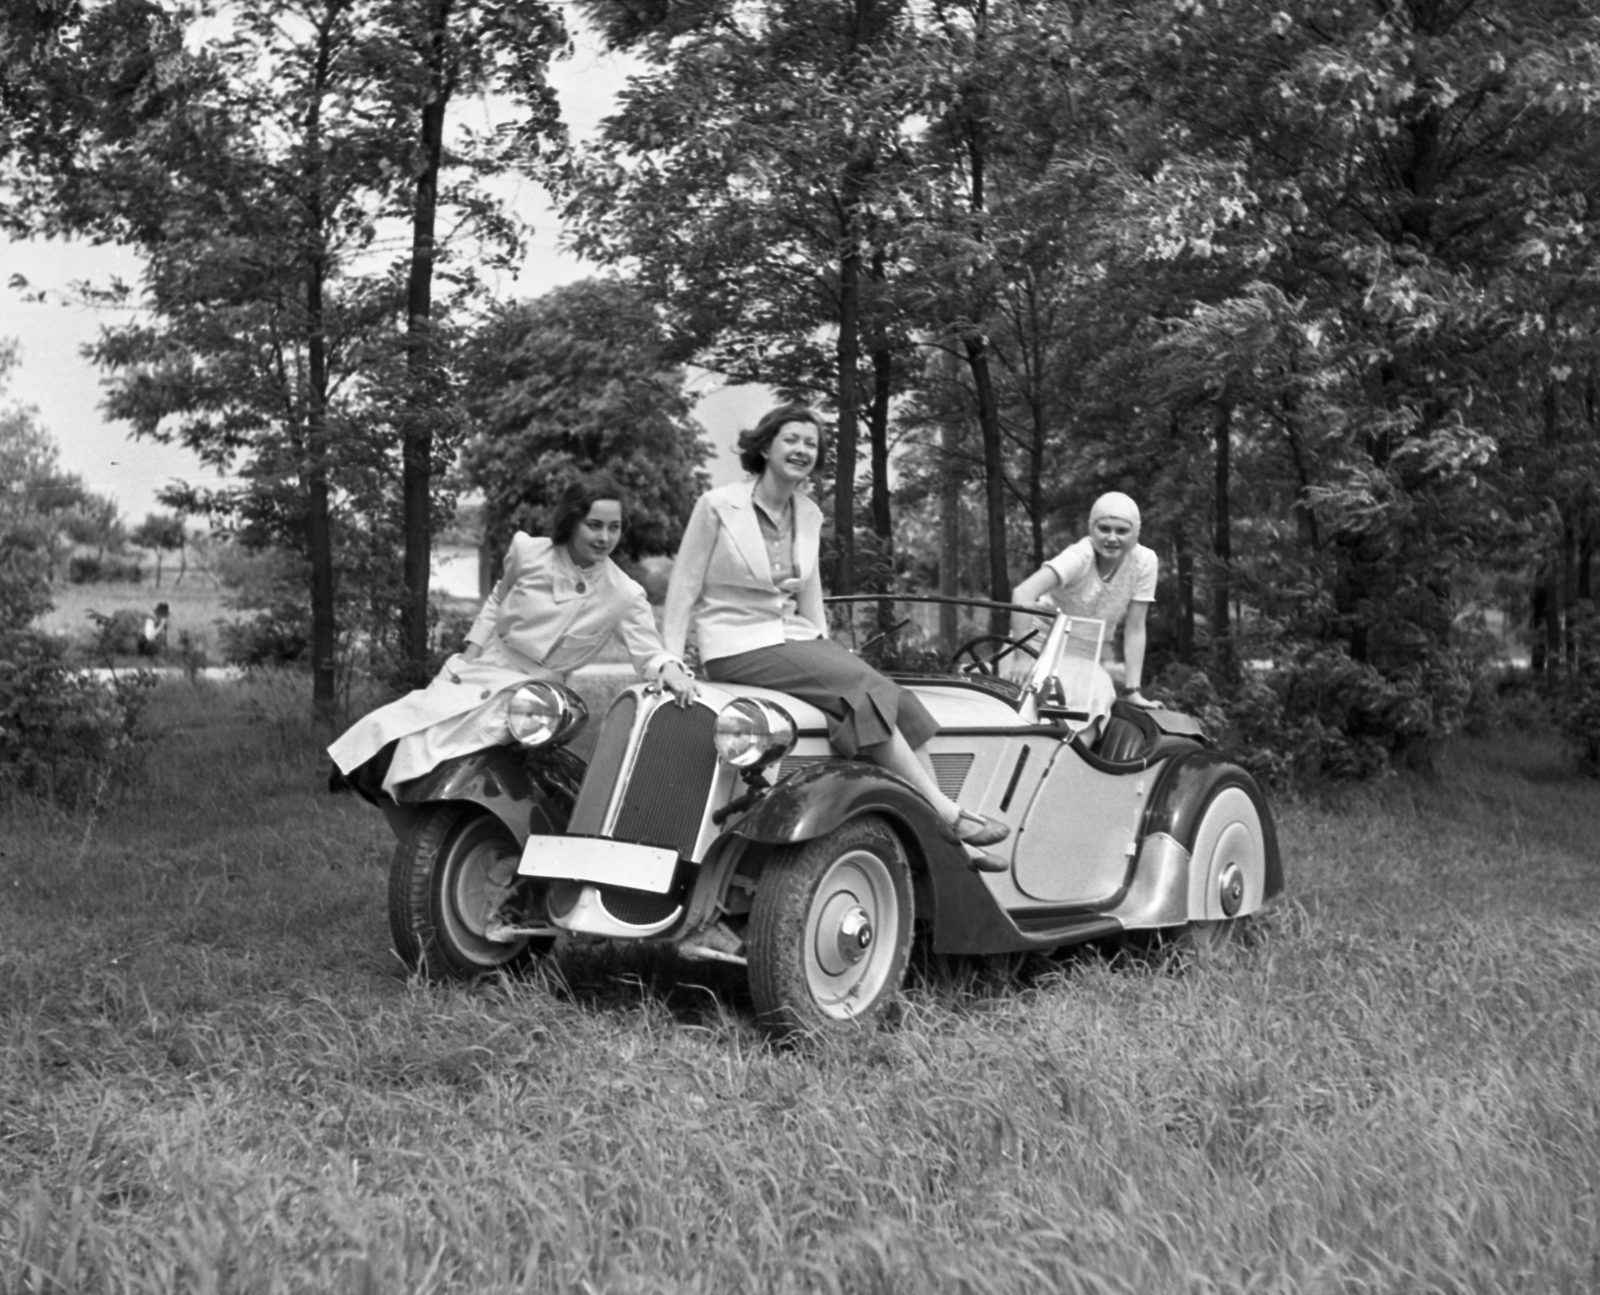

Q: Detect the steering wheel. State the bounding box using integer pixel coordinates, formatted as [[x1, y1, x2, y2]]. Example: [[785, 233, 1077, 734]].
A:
[[950, 634, 1040, 677]]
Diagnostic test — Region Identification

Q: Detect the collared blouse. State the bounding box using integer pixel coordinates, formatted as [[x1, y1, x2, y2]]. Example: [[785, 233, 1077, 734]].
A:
[[663, 480, 826, 664]]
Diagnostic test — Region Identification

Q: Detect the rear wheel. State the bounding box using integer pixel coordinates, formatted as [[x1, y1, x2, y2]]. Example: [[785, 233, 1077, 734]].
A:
[[388, 804, 551, 979], [1175, 782, 1267, 961], [747, 816, 912, 1038]]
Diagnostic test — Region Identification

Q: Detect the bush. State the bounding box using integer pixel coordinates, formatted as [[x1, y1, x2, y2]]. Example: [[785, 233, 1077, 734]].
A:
[[1, 520, 158, 807], [218, 605, 311, 669], [1562, 665, 1600, 776], [68, 554, 143, 584], [0, 630, 157, 808], [214, 545, 311, 669], [1155, 638, 1476, 790], [1, 521, 53, 624], [88, 608, 145, 658]]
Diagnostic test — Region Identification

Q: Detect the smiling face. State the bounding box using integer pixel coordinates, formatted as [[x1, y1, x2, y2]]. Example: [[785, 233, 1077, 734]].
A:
[[565, 498, 624, 568], [1089, 516, 1135, 566], [762, 420, 820, 486]]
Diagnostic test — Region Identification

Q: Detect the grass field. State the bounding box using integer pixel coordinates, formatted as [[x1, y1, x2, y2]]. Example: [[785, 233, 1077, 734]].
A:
[[38, 575, 236, 664], [3, 676, 1598, 1293], [36, 575, 484, 674]]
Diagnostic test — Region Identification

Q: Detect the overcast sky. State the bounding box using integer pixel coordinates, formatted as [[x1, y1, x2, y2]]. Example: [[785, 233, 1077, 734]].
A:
[[0, 33, 756, 524]]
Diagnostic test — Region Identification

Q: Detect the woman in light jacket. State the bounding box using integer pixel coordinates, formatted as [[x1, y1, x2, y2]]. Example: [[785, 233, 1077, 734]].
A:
[[663, 405, 1008, 848], [331, 473, 695, 795]]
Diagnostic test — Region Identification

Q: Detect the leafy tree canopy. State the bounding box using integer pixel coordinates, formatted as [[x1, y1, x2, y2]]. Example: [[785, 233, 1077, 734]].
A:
[[461, 278, 711, 562]]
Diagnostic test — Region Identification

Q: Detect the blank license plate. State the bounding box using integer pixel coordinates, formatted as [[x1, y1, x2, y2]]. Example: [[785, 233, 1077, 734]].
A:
[[518, 835, 679, 893]]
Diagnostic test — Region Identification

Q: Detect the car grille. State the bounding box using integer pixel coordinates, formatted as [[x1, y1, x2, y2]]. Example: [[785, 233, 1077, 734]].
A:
[[597, 886, 682, 927], [929, 753, 974, 801], [569, 692, 638, 834], [570, 694, 719, 859]]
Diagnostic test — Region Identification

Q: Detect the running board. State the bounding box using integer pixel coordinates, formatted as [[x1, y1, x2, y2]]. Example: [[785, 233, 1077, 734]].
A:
[[1005, 912, 1125, 945]]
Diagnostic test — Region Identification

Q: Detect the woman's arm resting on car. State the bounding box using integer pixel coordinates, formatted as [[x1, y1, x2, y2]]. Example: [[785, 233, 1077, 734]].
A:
[[1119, 601, 1161, 708]]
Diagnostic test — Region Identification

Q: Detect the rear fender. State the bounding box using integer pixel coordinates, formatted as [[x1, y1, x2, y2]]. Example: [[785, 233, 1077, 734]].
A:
[[391, 744, 586, 845], [726, 761, 1038, 955], [1141, 749, 1284, 901]]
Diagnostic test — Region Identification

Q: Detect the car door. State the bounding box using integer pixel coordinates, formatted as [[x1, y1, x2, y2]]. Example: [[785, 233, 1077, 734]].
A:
[[1010, 744, 1149, 906]]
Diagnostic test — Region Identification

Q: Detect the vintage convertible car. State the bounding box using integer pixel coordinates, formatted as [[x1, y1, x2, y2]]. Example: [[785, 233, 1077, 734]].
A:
[[395, 596, 1283, 1036]]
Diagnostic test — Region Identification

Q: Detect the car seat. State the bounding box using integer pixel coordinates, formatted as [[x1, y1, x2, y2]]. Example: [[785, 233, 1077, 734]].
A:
[[1095, 713, 1151, 763]]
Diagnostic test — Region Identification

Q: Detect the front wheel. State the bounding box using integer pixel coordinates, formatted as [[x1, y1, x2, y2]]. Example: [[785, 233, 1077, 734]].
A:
[[747, 815, 913, 1038], [388, 803, 551, 979]]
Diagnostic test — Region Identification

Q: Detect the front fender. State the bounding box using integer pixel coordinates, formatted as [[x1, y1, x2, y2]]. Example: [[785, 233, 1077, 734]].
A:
[[392, 743, 586, 845], [729, 760, 946, 847], [1141, 749, 1284, 901], [729, 760, 1038, 955]]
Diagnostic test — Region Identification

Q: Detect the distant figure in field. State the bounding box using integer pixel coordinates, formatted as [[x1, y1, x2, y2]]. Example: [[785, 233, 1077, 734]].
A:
[[140, 602, 170, 656]]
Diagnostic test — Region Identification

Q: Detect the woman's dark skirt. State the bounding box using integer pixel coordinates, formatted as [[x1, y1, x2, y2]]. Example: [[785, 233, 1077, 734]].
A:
[[704, 638, 938, 758]]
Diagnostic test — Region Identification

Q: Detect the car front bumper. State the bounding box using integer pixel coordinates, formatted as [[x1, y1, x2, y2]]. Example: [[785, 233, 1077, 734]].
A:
[[519, 833, 680, 893]]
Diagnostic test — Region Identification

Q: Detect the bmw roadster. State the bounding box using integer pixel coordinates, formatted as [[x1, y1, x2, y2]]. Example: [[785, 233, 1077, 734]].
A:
[[386, 596, 1283, 1037]]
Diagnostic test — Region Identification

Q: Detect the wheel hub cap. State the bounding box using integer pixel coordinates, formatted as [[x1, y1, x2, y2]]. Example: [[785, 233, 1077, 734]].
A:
[[1219, 862, 1245, 917], [815, 891, 875, 976], [836, 908, 873, 965]]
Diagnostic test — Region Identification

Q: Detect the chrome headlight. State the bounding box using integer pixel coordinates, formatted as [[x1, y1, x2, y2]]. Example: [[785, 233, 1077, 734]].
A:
[[506, 682, 587, 748], [714, 697, 797, 769]]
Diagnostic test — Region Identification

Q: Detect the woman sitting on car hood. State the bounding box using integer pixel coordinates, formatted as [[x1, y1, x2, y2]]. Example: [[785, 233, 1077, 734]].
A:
[[663, 404, 1009, 848], [330, 473, 695, 796]]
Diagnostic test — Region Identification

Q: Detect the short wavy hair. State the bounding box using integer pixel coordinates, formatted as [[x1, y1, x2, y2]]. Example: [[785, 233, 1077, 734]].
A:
[[551, 472, 628, 544], [736, 404, 827, 476]]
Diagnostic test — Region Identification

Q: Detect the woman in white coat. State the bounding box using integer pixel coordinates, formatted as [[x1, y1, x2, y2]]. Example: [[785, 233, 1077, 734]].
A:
[[663, 405, 1009, 848], [330, 474, 696, 795]]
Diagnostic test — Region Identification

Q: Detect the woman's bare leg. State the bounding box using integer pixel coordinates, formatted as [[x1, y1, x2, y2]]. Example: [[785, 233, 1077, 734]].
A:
[[867, 730, 960, 824]]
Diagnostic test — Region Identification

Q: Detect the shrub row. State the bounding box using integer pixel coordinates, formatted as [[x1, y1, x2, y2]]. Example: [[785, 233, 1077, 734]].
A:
[[68, 554, 144, 584]]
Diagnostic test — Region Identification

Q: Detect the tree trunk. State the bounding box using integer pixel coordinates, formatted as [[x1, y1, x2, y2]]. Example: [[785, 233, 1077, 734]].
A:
[[959, 2, 1006, 635], [966, 332, 1009, 636], [1280, 384, 1320, 550], [1562, 519, 1577, 669], [938, 343, 962, 655], [868, 342, 893, 590], [1024, 283, 1046, 570], [400, 0, 455, 682], [1538, 379, 1562, 677], [1028, 401, 1044, 571], [1530, 569, 1549, 675], [832, 212, 862, 598], [1211, 384, 1234, 679], [1176, 531, 1194, 665], [304, 5, 340, 724]]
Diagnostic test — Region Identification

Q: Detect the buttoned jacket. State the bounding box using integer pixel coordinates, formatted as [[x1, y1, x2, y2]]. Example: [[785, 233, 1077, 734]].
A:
[[466, 533, 670, 678], [329, 533, 670, 776], [663, 480, 827, 664]]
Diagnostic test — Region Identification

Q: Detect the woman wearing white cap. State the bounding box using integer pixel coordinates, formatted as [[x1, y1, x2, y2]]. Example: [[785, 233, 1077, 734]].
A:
[[1006, 492, 1161, 709]]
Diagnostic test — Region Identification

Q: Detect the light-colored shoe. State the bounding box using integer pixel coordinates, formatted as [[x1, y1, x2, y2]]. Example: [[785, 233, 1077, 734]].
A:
[[949, 809, 1010, 848]]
